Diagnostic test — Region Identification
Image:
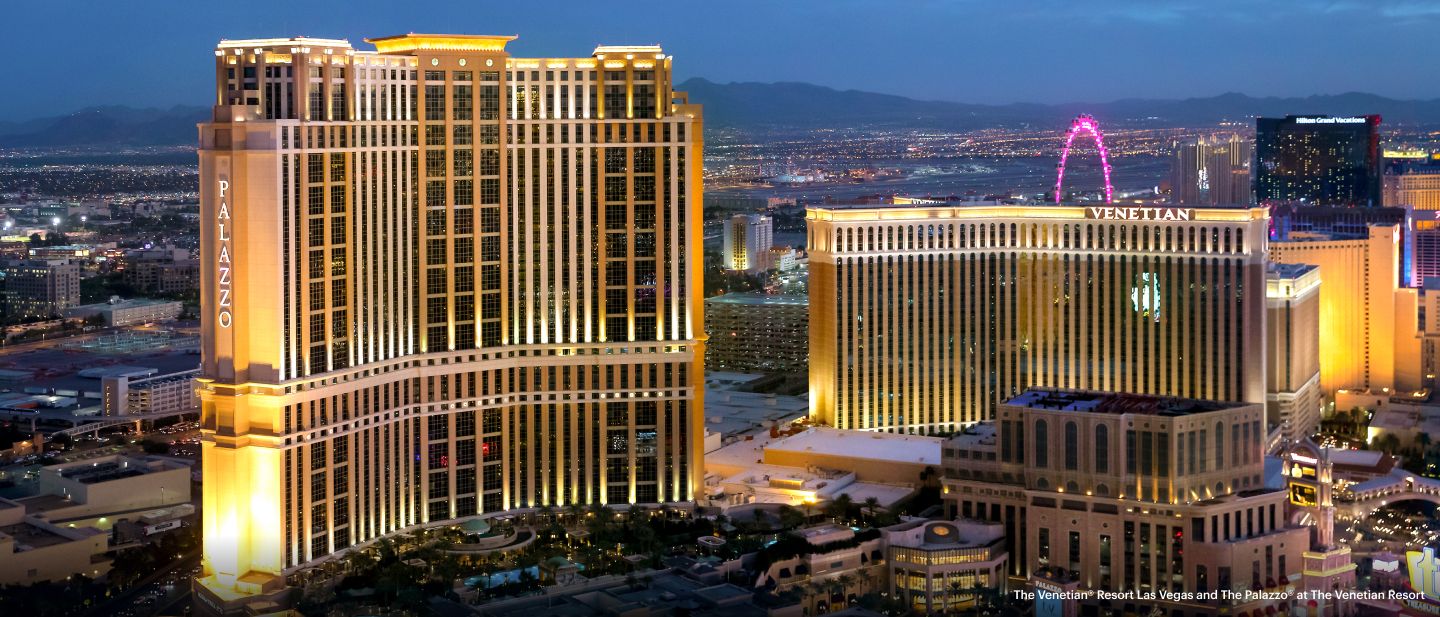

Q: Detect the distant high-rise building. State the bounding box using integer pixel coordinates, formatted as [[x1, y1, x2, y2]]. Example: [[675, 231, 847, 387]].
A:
[[0, 259, 80, 321], [807, 204, 1269, 432], [195, 34, 704, 613], [1385, 158, 1440, 283], [1170, 134, 1251, 205], [1385, 157, 1440, 211], [722, 213, 773, 272], [1265, 263, 1322, 440], [1255, 115, 1381, 206], [704, 292, 807, 374], [1270, 225, 1423, 394]]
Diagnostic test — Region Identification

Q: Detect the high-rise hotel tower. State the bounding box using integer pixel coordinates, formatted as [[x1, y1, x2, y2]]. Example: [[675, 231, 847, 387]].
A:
[[807, 204, 1269, 432], [195, 34, 703, 612]]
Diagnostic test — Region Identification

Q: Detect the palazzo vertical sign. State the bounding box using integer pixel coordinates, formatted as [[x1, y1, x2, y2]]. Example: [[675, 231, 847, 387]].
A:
[[216, 178, 233, 328]]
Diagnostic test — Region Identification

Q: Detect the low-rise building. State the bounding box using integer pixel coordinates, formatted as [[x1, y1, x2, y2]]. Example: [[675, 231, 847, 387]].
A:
[[0, 496, 109, 585], [704, 427, 931, 510], [885, 519, 1007, 614], [121, 248, 199, 295], [102, 369, 199, 416], [63, 297, 182, 326], [23, 455, 191, 523], [763, 427, 940, 486]]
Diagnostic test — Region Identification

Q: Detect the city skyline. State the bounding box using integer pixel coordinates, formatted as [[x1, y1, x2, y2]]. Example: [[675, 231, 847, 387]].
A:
[[8, 0, 1440, 120], [6, 7, 1440, 617]]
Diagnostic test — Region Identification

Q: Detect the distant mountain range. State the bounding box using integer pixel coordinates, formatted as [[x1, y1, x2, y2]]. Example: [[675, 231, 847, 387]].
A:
[[0, 105, 209, 148], [3, 80, 1439, 148], [677, 78, 1440, 129]]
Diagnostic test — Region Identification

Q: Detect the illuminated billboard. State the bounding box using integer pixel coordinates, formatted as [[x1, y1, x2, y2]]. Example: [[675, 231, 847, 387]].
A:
[[1289, 483, 1317, 507], [1408, 547, 1440, 601]]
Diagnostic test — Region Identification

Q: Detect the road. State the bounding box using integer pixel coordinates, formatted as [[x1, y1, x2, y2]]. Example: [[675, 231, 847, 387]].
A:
[[81, 553, 200, 617]]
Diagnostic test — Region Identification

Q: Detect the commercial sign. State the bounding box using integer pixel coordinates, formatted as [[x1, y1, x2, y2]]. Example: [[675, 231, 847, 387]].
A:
[[216, 178, 233, 328], [1409, 547, 1440, 601], [1294, 117, 1368, 124], [145, 519, 183, 535], [1085, 207, 1194, 222]]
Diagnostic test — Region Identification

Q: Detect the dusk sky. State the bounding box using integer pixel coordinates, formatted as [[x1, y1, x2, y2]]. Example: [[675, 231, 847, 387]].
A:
[[5, 0, 1440, 120]]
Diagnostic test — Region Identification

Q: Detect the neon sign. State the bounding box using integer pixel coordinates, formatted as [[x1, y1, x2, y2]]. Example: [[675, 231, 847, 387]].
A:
[[217, 179, 233, 328], [1055, 114, 1114, 204]]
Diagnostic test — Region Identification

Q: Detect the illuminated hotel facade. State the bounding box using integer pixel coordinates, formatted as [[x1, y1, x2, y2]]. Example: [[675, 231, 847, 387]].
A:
[[806, 204, 1270, 432], [941, 390, 1313, 616], [195, 34, 703, 612]]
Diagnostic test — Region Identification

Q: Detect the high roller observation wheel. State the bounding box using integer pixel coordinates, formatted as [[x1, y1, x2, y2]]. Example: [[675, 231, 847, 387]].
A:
[[1054, 114, 1114, 204]]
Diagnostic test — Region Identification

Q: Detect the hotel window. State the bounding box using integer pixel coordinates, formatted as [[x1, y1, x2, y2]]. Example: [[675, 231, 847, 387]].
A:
[[454, 180, 474, 206], [1034, 420, 1048, 468], [426, 150, 446, 177], [453, 85, 472, 120], [453, 149, 473, 176], [1064, 421, 1078, 470], [1038, 528, 1050, 564], [1095, 425, 1109, 473], [424, 85, 445, 121], [425, 125, 446, 146], [311, 471, 327, 501]]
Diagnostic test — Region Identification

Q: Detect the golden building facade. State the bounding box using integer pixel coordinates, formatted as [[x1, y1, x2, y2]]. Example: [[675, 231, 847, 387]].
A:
[[1264, 264, 1322, 441], [807, 205, 1270, 432], [941, 390, 1311, 616], [1269, 225, 1422, 395], [196, 34, 704, 610]]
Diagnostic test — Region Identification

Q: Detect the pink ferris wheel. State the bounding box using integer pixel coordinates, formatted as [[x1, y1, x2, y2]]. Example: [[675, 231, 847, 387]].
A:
[[1054, 114, 1114, 204]]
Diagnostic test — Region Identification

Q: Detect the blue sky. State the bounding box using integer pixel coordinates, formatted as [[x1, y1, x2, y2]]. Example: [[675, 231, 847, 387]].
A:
[[3, 0, 1438, 119]]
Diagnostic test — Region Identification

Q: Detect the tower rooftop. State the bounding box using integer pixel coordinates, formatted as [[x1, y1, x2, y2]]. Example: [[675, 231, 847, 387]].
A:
[[365, 33, 517, 54]]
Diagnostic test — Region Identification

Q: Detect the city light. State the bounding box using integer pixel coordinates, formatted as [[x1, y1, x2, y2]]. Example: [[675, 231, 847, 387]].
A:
[[0, 8, 1435, 617]]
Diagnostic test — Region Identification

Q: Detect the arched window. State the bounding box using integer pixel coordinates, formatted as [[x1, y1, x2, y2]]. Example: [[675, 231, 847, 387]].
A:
[[1095, 483, 1110, 497], [1035, 420, 1049, 468], [1095, 425, 1109, 473], [1064, 421, 1079, 470], [1215, 422, 1224, 467], [1066, 481, 1079, 493]]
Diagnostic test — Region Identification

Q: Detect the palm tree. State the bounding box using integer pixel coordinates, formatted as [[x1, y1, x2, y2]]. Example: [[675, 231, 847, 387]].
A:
[[948, 579, 968, 611], [827, 577, 845, 605], [778, 505, 806, 530], [566, 503, 586, 528], [828, 494, 854, 523], [837, 573, 857, 605], [800, 581, 822, 615], [862, 497, 882, 525]]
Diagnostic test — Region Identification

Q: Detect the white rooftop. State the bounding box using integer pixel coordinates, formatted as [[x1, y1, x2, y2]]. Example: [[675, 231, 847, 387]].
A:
[[768, 427, 943, 466]]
